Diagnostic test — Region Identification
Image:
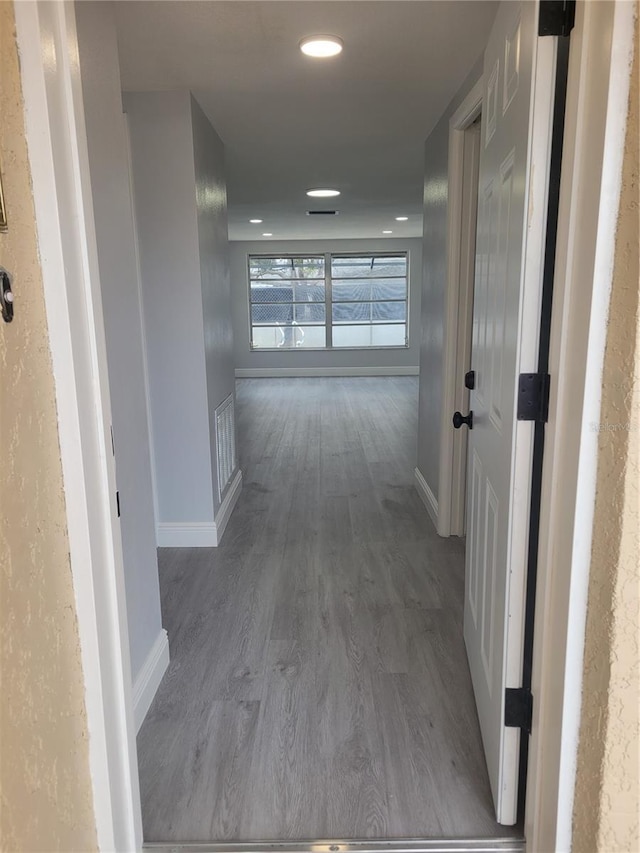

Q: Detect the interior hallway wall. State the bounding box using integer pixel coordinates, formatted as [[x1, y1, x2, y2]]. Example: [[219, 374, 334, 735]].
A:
[[0, 1, 97, 847], [191, 97, 236, 512], [230, 237, 422, 374], [416, 56, 484, 504], [572, 12, 639, 850], [126, 90, 236, 536], [75, 0, 163, 686], [126, 91, 215, 527]]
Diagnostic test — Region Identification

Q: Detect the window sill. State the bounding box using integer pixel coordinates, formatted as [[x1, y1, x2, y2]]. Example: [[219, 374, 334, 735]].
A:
[[249, 345, 410, 352]]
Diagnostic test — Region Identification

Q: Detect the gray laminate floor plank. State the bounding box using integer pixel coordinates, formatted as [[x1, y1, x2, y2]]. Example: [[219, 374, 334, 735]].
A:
[[138, 377, 518, 842]]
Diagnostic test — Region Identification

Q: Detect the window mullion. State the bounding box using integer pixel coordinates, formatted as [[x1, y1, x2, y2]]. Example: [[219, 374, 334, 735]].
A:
[[325, 252, 332, 349]]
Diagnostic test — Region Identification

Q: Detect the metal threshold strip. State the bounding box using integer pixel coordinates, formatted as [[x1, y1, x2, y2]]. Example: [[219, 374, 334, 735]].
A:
[[144, 837, 525, 853]]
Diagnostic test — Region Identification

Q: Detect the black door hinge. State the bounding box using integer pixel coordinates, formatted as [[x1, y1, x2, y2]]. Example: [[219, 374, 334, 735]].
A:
[[505, 687, 533, 734], [116, 490, 121, 518], [539, 0, 576, 37], [517, 373, 550, 423]]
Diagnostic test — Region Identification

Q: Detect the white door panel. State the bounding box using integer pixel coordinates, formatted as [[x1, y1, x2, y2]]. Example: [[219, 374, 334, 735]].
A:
[[463, 0, 556, 825]]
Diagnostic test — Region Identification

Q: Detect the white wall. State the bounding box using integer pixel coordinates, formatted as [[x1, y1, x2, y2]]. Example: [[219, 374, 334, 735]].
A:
[[125, 90, 237, 538], [417, 57, 484, 501], [230, 238, 422, 375], [125, 91, 215, 526], [75, 2, 163, 684], [191, 97, 236, 512]]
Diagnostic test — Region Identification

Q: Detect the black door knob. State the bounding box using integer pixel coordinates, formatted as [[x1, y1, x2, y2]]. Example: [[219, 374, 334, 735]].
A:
[[453, 410, 473, 429], [465, 369, 475, 390]]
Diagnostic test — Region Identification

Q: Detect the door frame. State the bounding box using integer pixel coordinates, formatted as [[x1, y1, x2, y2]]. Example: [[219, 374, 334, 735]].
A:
[[437, 78, 483, 538], [525, 1, 636, 848], [13, 0, 636, 850], [13, 2, 142, 850]]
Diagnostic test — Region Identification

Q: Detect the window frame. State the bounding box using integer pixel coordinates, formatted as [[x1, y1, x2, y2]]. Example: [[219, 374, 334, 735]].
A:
[[247, 251, 410, 351]]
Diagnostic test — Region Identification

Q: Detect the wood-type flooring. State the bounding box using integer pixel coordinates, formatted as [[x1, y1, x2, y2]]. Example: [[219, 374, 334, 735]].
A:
[[138, 377, 518, 842]]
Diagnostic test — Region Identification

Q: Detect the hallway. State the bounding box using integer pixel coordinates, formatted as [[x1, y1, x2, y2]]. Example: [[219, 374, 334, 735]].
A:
[[137, 378, 517, 842]]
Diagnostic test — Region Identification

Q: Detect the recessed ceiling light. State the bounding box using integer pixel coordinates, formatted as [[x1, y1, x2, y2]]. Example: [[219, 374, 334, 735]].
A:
[[300, 35, 343, 58], [249, 219, 263, 224], [262, 232, 273, 237], [383, 230, 393, 234], [306, 188, 341, 198], [395, 216, 409, 221]]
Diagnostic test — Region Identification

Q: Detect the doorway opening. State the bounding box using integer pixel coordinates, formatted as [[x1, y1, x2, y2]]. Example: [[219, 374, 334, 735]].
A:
[[450, 114, 482, 537], [67, 0, 560, 846], [92, 0, 549, 841], [437, 85, 483, 539]]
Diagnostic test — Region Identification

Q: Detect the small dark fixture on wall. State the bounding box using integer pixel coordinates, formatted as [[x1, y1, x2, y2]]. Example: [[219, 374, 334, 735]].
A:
[[1, 269, 14, 323], [306, 210, 339, 216]]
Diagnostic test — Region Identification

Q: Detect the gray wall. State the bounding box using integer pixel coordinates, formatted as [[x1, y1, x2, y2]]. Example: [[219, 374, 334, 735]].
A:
[[76, 2, 162, 681], [126, 90, 236, 523], [417, 57, 484, 500], [230, 238, 422, 373], [125, 91, 215, 524], [191, 98, 236, 512]]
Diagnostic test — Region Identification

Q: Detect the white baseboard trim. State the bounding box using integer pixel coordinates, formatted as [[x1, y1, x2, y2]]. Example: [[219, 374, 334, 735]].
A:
[[414, 467, 439, 530], [235, 366, 419, 378], [157, 521, 218, 547], [156, 470, 243, 547], [133, 629, 169, 733], [214, 468, 243, 543]]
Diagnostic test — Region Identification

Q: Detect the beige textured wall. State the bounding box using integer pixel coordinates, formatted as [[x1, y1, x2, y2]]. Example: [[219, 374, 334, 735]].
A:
[[0, 2, 97, 850], [572, 10, 639, 852]]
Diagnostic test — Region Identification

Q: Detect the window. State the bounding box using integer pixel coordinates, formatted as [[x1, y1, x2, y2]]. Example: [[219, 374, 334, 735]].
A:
[[249, 256, 326, 349], [330, 254, 408, 348], [248, 252, 408, 349]]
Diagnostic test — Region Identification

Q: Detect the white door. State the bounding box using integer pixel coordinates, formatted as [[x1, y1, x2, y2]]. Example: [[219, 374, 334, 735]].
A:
[[463, 0, 556, 825]]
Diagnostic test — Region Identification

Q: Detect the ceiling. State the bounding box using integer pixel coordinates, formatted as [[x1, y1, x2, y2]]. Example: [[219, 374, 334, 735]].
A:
[[115, 1, 498, 242]]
